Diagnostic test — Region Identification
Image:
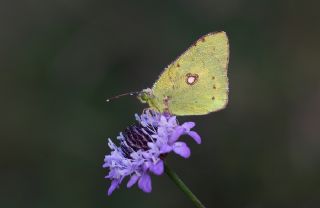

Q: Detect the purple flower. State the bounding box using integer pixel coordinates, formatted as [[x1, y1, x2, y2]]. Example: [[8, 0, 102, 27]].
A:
[[103, 110, 201, 195]]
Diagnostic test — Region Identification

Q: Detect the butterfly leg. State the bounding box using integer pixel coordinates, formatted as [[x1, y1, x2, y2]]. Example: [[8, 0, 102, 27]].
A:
[[162, 96, 171, 115]]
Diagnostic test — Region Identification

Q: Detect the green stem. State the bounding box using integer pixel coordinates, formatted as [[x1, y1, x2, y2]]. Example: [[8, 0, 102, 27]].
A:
[[164, 162, 206, 208]]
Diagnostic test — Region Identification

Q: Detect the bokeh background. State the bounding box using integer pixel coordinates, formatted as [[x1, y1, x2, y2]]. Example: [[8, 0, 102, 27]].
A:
[[1, 0, 319, 207]]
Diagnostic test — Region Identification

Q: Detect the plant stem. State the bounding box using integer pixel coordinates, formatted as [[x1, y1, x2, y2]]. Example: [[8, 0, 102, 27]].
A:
[[164, 162, 206, 208]]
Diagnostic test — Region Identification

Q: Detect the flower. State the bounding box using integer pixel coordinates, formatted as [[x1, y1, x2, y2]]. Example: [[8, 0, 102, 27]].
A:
[[103, 110, 201, 195]]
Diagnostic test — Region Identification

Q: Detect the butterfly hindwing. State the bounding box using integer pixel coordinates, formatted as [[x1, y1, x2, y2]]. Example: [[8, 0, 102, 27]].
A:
[[151, 31, 229, 115]]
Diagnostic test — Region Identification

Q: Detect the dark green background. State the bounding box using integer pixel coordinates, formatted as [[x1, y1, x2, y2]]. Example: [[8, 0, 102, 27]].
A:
[[1, 0, 319, 207]]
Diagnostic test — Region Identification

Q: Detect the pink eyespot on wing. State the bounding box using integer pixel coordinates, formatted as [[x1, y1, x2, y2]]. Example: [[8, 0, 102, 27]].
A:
[[185, 73, 199, 85]]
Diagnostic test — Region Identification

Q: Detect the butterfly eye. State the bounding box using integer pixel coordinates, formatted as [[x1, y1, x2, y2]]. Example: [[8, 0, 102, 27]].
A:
[[138, 88, 153, 103]]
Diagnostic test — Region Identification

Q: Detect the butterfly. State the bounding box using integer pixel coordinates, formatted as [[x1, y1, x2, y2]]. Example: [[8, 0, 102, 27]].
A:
[[108, 31, 229, 116]]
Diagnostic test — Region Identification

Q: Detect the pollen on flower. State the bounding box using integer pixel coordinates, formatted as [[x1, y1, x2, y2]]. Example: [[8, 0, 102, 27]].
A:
[[103, 110, 201, 195]]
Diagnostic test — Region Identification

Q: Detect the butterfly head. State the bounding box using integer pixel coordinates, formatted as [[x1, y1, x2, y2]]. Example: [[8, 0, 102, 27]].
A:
[[137, 88, 154, 103]]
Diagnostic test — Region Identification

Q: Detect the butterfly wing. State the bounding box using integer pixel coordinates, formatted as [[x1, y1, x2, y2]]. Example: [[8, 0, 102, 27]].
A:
[[151, 31, 229, 116]]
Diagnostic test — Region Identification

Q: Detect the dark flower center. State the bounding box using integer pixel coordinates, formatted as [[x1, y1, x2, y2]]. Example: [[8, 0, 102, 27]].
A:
[[120, 124, 156, 158]]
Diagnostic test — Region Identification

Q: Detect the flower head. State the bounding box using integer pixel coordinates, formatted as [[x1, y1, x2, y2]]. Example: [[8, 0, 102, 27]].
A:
[[103, 110, 201, 195]]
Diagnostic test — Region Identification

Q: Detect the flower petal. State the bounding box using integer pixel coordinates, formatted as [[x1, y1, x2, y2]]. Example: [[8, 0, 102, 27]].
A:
[[127, 174, 140, 188], [188, 131, 201, 144], [173, 142, 191, 158], [169, 127, 185, 143], [138, 174, 152, 193], [160, 116, 167, 125], [160, 144, 172, 154], [182, 122, 195, 131], [108, 180, 119, 196], [157, 126, 167, 137], [142, 162, 151, 171], [168, 116, 177, 127], [150, 160, 164, 175]]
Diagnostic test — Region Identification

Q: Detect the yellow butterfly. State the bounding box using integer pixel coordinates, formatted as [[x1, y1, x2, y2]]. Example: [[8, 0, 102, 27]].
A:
[[137, 31, 229, 116]]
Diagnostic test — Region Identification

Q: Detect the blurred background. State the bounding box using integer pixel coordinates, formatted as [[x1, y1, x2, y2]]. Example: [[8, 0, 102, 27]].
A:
[[1, 0, 319, 207]]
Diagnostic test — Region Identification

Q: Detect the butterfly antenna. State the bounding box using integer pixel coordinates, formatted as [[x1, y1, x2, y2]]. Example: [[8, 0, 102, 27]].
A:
[[106, 91, 140, 102]]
